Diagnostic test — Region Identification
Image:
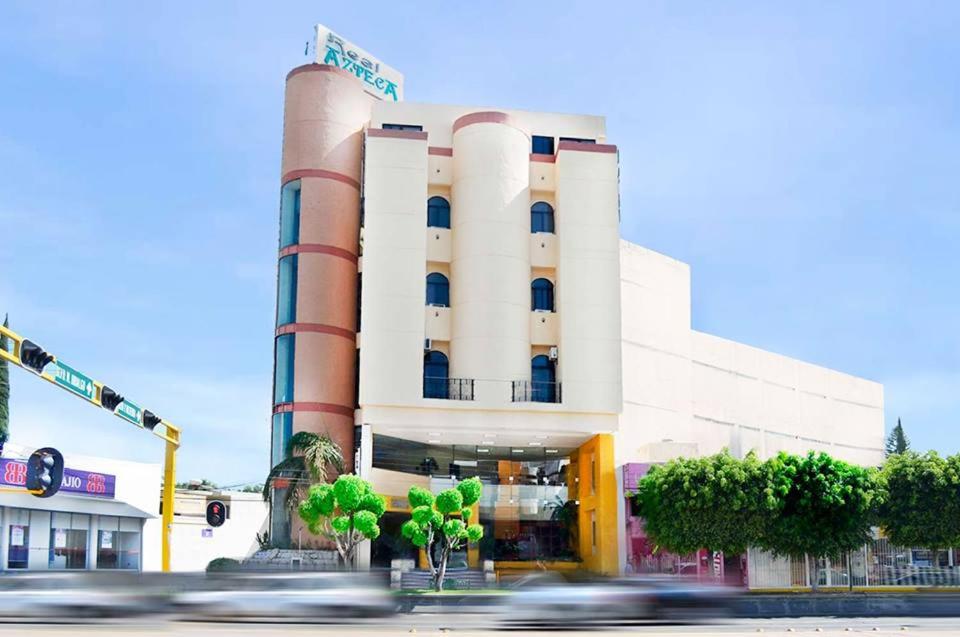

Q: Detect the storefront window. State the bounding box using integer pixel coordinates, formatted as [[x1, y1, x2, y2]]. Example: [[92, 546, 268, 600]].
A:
[[369, 435, 580, 563], [7, 524, 29, 569], [49, 528, 88, 569], [96, 530, 140, 570]]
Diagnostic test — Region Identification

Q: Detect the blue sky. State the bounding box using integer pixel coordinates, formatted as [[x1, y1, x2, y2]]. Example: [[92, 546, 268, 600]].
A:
[[1, 2, 957, 484]]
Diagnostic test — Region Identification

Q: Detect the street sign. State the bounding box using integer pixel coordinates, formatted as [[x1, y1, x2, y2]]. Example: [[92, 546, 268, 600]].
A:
[[51, 361, 95, 401], [116, 400, 142, 426]]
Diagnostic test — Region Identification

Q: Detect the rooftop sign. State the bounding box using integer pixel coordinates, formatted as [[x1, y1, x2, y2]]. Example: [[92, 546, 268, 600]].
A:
[[1, 458, 116, 499], [314, 23, 403, 102]]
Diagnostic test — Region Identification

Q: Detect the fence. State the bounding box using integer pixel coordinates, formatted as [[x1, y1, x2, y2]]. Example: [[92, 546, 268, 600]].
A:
[[747, 542, 960, 589]]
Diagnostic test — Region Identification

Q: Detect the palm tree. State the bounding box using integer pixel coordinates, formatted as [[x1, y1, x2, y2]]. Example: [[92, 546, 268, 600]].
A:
[[262, 431, 344, 512]]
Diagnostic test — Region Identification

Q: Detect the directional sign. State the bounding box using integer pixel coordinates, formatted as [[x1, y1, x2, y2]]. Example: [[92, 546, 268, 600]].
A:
[[51, 361, 95, 401], [116, 400, 142, 426]]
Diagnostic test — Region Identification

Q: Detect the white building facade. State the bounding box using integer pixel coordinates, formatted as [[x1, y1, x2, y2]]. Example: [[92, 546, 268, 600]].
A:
[[268, 25, 885, 580]]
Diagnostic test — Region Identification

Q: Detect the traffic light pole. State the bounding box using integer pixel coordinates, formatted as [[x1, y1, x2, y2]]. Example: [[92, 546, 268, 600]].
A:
[[0, 323, 182, 572]]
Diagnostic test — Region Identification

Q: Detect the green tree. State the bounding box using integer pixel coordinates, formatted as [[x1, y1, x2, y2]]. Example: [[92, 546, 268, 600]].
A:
[[0, 315, 10, 453], [263, 431, 344, 511], [885, 418, 910, 457], [176, 478, 219, 489], [878, 451, 960, 567], [399, 478, 484, 591], [297, 474, 385, 567], [758, 451, 879, 590], [634, 450, 774, 556]]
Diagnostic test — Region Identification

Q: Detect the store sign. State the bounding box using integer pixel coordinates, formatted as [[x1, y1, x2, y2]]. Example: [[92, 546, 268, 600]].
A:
[[100, 530, 113, 549], [10, 525, 25, 547], [54, 529, 67, 548], [314, 24, 403, 102], [0, 458, 116, 499]]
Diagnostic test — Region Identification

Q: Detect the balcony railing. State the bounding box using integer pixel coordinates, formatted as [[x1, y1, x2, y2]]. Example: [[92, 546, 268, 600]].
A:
[[511, 380, 562, 404], [423, 377, 475, 401]]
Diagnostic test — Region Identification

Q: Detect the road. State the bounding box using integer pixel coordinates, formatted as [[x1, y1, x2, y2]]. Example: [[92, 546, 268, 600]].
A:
[[0, 617, 956, 636]]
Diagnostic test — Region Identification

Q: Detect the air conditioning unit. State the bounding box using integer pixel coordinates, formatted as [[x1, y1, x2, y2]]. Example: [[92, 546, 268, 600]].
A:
[[424, 338, 433, 351], [548, 346, 559, 361]]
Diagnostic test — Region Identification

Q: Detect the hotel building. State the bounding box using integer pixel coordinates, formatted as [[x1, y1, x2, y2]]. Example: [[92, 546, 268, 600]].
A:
[[269, 26, 885, 577]]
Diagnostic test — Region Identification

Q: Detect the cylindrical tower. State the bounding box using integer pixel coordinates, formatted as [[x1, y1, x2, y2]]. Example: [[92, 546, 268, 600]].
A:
[[450, 112, 531, 394], [271, 64, 374, 539]]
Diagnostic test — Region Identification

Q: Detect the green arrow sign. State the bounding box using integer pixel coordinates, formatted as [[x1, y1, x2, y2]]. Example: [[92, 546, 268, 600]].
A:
[[51, 361, 95, 402], [116, 400, 142, 426]]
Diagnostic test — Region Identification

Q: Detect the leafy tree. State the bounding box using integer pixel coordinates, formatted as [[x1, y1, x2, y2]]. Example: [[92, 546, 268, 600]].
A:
[[298, 474, 385, 567], [878, 451, 960, 567], [399, 478, 484, 591], [634, 451, 774, 556], [0, 315, 9, 453], [176, 478, 219, 489], [263, 431, 344, 511], [240, 483, 264, 493], [885, 418, 910, 457], [758, 451, 878, 590]]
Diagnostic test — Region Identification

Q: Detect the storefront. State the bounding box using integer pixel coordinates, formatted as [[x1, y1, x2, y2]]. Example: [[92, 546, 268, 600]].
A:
[[0, 443, 160, 572]]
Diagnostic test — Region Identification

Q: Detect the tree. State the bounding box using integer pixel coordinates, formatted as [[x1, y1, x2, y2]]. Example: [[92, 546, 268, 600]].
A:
[[176, 478, 219, 490], [0, 315, 9, 454], [885, 418, 910, 457], [758, 451, 879, 590], [263, 431, 344, 511], [878, 451, 960, 567], [634, 451, 774, 556], [297, 474, 385, 567], [399, 478, 484, 591]]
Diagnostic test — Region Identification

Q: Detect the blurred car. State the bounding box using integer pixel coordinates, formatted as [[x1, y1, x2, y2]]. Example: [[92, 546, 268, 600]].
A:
[[500, 571, 738, 627], [173, 572, 396, 621], [0, 572, 163, 620]]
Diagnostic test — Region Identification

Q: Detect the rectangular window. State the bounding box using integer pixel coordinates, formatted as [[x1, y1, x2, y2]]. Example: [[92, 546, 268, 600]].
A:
[[279, 181, 301, 249], [273, 334, 296, 404], [271, 412, 294, 468], [49, 528, 88, 569], [382, 123, 423, 131], [559, 136, 596, 145], [276, 255, 298, 326], [532, 135, 554, 154], [7, 524, 29, 569], [96, 528, 140, 570]]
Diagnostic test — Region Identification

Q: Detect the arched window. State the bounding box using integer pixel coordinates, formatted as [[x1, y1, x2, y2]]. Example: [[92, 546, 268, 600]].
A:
[[423, 351, 449, 399], [427, 196, 451, 229], [531, 278, 554, 312], [531, 202, 555, 233], [426, 273, 450, 307], [531, 355, 557, 403]]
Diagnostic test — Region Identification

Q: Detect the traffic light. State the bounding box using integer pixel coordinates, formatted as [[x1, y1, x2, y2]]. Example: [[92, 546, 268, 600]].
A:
[[206, 500, 226, 527], [100, 386, 124, 411], [25, 447, 64, 498], [142, 410, 162, 431], [19, 340, 54, 373]]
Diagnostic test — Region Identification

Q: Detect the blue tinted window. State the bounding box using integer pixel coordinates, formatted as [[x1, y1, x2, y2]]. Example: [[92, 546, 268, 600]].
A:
[[427, 196, 450, 229], [531, 202, 555, 233], [276, 255, 298, 326], [279, 181, 301, 248], [532, 355, 557, 403], [559, 136, 596, 144], [271, 412, 293, 468], [532, 135, 554, 154], [423, 351, 449, 399], [531, 278, 554, 312], [426, 273, 450, 307], [274, 334, 295, 404], [383, 123, 423, 131]]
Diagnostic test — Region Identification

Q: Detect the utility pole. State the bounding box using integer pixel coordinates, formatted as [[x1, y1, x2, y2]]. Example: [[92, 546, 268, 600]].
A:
[[0, 323, 182, 572]]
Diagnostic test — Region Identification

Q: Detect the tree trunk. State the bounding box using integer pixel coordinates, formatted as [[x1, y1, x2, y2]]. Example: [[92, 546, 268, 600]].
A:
[[808, 554, 819, 592], [425, 530, 437, 590], [436, 544, 450, 592]]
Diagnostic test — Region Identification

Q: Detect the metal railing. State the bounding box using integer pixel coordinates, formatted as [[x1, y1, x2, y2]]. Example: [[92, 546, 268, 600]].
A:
[[423, 377, 474, 401], [511, 380, 562, 403]]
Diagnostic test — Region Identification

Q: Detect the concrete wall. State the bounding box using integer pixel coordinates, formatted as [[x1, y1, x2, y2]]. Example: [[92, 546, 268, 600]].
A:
[[169, 490, 268, 572], [617, 240, 885, 467]]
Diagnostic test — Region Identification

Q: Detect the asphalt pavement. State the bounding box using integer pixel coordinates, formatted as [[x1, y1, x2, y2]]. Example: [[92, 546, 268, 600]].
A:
[[0, 617, 957, 636]]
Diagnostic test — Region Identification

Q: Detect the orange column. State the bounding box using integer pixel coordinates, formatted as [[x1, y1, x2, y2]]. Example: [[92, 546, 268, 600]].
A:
[[576, 434, 619, 574]]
